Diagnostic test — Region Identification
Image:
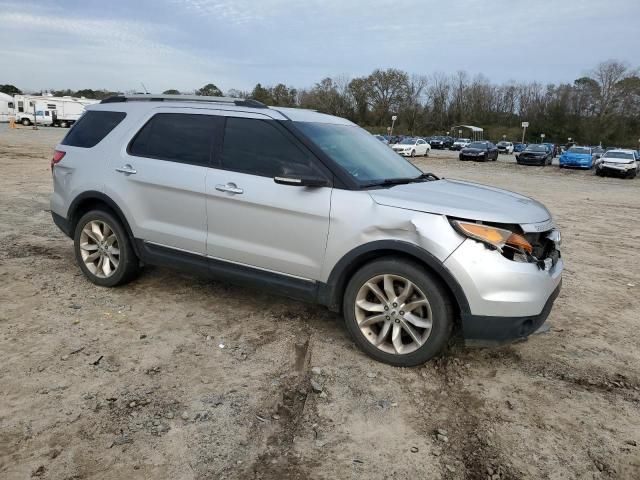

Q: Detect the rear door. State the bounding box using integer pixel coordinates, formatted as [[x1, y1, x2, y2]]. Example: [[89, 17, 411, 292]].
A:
[[104, 109, 223, 255], [205, 114, 332, 280]]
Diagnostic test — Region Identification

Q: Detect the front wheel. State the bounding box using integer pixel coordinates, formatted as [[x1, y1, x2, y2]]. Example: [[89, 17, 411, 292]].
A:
[[410, 150, 415, 157], [343, 258, 454, 366], [21, 118, 31, 126], [74, 209, 140, 287]]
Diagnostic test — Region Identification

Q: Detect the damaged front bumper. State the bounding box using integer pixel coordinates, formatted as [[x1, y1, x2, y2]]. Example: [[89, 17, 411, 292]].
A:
[[443, 237, 563, 344]]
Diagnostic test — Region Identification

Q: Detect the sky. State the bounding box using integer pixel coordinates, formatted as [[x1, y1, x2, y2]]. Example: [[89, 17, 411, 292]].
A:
[[1, 0, 639, 93]]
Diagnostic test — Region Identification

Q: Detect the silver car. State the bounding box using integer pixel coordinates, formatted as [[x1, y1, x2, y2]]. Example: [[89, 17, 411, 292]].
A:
[[50, 94, 563, 366]]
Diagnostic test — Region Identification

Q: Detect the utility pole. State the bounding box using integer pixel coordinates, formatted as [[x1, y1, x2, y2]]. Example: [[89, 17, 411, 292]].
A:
[[32, 102, 38, 130]]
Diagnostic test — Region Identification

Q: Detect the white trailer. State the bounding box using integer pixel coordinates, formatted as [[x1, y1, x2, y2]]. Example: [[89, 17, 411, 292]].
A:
[[12, 95, 54, 126], [11, 95, 98, 127], [0, 92, 13, 122]]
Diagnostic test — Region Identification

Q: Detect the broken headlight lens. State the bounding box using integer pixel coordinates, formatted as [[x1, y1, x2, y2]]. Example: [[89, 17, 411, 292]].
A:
[[451, 220, 533, 254]]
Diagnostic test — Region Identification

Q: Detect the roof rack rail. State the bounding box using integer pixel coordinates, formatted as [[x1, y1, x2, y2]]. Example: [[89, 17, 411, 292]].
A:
[[100, 94, 268, 109]]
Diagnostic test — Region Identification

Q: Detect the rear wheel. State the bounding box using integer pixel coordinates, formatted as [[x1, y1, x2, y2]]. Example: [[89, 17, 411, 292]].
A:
[[74, 209, 140, 287], [60, 121, 69, 128], [343, 257, 453, 366]]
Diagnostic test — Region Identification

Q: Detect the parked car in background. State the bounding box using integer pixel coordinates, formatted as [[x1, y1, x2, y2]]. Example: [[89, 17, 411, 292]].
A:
[[497, 141, 514, 154], [516, 144, 553, 166], [542, 143, 559, 157], [392, 137, 431, 157], [451, 138, 471, 151], [594, 149, 638, 178], [374, 134, 389, 144], [429, 136, 453, 150], [459, 141, 499, 161], [50, 94, 563, 366], [591, 146, 605, 160], [559, 146, 594, 169], [513, 143, 527, 153]]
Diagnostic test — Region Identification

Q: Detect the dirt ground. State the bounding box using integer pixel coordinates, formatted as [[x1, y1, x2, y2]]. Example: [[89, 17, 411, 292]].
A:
[[1, 124, 639, 480]]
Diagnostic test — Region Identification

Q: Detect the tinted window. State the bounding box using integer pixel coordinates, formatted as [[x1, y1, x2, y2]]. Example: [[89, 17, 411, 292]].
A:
[[129, 113, 220, 166], [221, 117, 319, 178], [62, 111, 126, 148]]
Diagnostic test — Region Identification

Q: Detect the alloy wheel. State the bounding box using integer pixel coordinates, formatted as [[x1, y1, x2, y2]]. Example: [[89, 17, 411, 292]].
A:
[[79, 220, 120, 278], [354, 274, 433, 354]]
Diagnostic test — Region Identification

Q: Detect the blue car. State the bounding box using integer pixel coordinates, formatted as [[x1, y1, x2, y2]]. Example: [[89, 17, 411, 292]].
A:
[[513, 143, 527, 153], [559, 146, 594, 169]]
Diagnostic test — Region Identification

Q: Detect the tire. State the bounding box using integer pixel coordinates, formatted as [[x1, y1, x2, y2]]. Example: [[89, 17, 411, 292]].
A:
[[21, 118, 31, 126], [627, 170, 637, 179], [74, 209, 140, 287], [342, 257, 454, 366], [410, 150, 415, 157], [60, 121, 69, 128]]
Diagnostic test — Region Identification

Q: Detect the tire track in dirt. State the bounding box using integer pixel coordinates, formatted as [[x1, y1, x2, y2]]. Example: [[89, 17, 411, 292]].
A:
[[413, 353, 518, 480]]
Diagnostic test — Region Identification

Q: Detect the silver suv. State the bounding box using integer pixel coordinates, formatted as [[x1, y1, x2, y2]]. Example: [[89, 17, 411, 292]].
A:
[[50, 94, 563, 366]]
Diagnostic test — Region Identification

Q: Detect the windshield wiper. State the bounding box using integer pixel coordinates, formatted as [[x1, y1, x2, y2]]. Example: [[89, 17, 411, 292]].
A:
[[363, 172, 440, 187]]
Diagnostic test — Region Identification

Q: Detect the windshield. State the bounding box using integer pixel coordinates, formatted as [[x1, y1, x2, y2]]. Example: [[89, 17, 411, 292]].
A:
[[525, 145, 547, 152], [603, 151, 634, 160], [497, 141, 509, 146], [399, 138, 416, 145], [568, 147, 591, 154], [295, 122, 422, 183], [467, 142, 487, 149]]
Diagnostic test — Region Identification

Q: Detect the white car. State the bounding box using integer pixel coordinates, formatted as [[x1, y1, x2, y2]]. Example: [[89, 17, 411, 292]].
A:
[[594, 149, 639, 179], [452, 138, 471, 150], [392, 137, 431, 157], [497, 141, 514, 154]]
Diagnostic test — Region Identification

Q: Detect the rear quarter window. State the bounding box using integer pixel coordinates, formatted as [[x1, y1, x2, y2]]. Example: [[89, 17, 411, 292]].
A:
[[61, 111, 126, 148]]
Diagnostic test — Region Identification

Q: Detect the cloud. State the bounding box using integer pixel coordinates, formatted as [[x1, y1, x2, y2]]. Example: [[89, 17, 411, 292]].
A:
[[0, 0, 639, 92]]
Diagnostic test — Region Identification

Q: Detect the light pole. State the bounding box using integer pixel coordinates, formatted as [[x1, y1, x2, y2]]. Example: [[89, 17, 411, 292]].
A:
[[540, 133, 545, 144], [521, 121, 529, 144], [458, 129, 462, 139], [390, 115, 397, 139]]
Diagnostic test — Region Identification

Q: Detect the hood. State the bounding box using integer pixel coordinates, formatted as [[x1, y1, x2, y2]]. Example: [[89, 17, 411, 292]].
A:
[[601, 156, 635, 164], [393, 143, 413, 149], [521, 150, 547, 156], [462, 147, 485, 153], [368, 179, 551, 225], [562, 152, 591, 159]]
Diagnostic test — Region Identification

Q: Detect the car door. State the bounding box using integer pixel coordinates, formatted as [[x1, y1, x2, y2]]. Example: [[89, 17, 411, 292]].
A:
[[416, 139, 427, 156], [205, 113, 333, 280], [105, 109, 223, 255]]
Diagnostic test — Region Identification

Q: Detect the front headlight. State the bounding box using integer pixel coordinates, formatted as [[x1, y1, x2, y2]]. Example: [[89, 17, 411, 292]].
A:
[[451, 220, 533, 254]]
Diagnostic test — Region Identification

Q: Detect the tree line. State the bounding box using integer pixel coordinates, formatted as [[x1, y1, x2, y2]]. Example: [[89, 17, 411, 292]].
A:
[[2, 59, 638, 146]]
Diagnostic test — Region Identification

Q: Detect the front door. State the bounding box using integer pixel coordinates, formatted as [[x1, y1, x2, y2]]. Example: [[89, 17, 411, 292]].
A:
[[205, 114, 332, 280]]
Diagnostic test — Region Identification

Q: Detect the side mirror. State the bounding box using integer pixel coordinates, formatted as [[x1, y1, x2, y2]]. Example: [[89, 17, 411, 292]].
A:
[[274, 176, 329, 187]]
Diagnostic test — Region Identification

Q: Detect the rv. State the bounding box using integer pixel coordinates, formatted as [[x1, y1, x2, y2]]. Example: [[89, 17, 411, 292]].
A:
[[0, 92, 13, 122], [11, 95, 98, 127]]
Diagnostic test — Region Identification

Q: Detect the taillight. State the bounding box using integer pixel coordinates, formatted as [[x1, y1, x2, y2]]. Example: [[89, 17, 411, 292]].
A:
[[51, 150, 65, 171]]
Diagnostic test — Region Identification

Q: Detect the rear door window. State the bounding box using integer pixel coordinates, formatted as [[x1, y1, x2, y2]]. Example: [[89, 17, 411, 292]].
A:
[[62, 111, 126, 148], [128, 113, 222, 166], [220, 117, 320, 178]]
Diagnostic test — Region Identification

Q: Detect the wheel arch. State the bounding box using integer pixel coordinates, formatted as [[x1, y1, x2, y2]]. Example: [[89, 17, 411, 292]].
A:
[[67, 191, 139, 256], [318, 240, 470, 316]]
